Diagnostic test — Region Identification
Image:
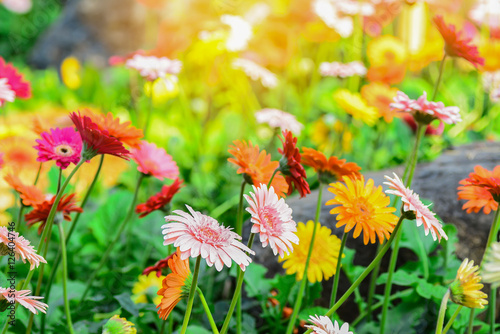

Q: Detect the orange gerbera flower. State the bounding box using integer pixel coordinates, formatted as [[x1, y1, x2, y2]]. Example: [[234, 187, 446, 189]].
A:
[[458, 165, 500, 214], [361, 82, 399, 123], [228, 140, 288, 197], [301, 147, 361, 184], [157, 250, 191, 320], [326, 176, 398, 244], [433, 15, 484, 67], [4, 174, 45, 207], [84, 109, 143, 148]]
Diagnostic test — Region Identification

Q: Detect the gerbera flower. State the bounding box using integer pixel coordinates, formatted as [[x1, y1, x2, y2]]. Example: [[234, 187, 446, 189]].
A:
[[463, 165, 500, 202], [221, 15, 253, 52], [25, 193, 83, 234], [69, 111, 130, 161], [0, 227, 46, 270], [125, 55, 182, 81], [278, 130, 310, 198], [0, 288, 47, 315], [232, 58, 278, 88], [136, 179, 183, 218], [449, 258, 488, 309], [305, 315, 353, 334], [367, 35, 407, 66], [157, 250, 192, 320], [255, 108, 303, 135], [333, 89, 379, 126], [0, 57, 31, 106], [301, 147, 361, 184], [162, 205, 255, 271], [361, 82, 399, 123], [4, 173, 45, 207], [384, 173, 447, 241], [433, 15, 484, 67], [279, 221, 341, 283], [326, 176, 398, 245], [103, 315, 137, 334], [130, 141, 179, 180], [244, 184, 298, 258], [143, 253, 175, 277], [458, 165, 500, 214], [34, 127, 82, 169], [482, 242, 500, 288], [228, 140, 288, 197], [132, 272, 165, 305], [319, 61, 367, 78], [84, 110, 144, 148]]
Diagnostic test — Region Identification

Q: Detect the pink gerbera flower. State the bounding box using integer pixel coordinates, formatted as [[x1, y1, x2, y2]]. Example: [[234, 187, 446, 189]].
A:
[[255, 108, 304, 135], [0, 227, 46, 270], [162, 205, 255, 271], [125, 55, 182, 81], [34, 127, 82, 169], [0, 288, 48, 315], [384, 173, 448, 241], [305, 315, 353, 334], [244, 184, 298, 258], [0, 57, 31, 106], [131, 141, 179, 180]]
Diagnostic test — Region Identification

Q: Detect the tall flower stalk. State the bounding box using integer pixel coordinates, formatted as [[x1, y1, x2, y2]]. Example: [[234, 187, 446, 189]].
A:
[[58, 223, 74, 334], [179, 256, 201, 334]]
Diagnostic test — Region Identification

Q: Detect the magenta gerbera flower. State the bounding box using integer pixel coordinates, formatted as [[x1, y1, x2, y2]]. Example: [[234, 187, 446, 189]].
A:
[[162, 205, 255, 271], [0, 227, 46, 270], [384, 173, 448, 242], [130, 141, 179, 180], [0, 288, 48, 315], [244, 184, 299, 258], [0, 57, 31, 106], [34, 127, 82, 169]]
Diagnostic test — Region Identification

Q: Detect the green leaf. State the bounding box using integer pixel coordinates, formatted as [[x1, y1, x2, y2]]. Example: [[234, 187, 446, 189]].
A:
[[114, 293, 139, 317], [415, 280, 448, 301], [244, 263, 272, 298], [298, 307, 330, 321], [376, 270, 421, 287], [185, 325, 212, 334]]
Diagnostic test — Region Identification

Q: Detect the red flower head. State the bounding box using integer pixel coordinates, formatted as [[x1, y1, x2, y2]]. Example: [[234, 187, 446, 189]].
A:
[[25, 193, 83, 234], [142, 252, 175, 277], [136, 179, 183, 218], [278, 130, 310, 198], [402, 114, 444, 136], [433, 15, 484, 67], [69, 111, 130, 161], [0, 57, 31, 106]]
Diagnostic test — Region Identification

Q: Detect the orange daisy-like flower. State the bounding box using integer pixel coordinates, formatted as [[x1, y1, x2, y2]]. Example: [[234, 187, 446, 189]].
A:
[[278, 130, 310, 198], [458, 165, 500, 214], [25, 193, 83, 234], [228, 140, 288, 198], [157, 250, 192, 320], [433, 15, 484, 67], [84, 110, 144, 148], [361, 82, 399, 123], [301, 147, 361, 184], [326, 176, 398, 244], [4, 173, 45, 207]]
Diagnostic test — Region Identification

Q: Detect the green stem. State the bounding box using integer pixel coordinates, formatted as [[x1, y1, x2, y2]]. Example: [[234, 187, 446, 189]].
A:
[[159, 320, 167, 334], [491, 288, 497, 334], [366, 242, 383, 320], [56, 168, 62, 193], [79, 173, 144, 303], [267, 169, 279, 188], [197, 287, 220, 334], [330, 232, 347, 309], [432, 54, 447, 101], [436, 290, 450, 334], [179, 256, 202, 334], [144, 80, 155, 138], [58, 223, 75, 334], [15, 204, 25, 232], [442, 305, 462, 334], [235, 180, 246, 334], [285, 183, 323, 334], [303, 215, 405, 334], [34, 162, 42, 185], [406, 123, 425, 187]]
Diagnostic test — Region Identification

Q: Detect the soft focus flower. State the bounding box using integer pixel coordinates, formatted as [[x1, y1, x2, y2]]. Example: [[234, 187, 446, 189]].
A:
[[69, 111, 130, 161], [0, 288, 47, 315], [85, 110, 144, 148], [433, 15, 484, 67], [327, 176, 398, 244], [469, 0, 500, 30], [34, 127, 82, 169], [125, 55, 182, 81], [0, 227, 46, 270], [25, 193, 83, 234], [366, 35, 407, 85], [232, 58, 278, 88], [384, 173, 447, 241], [221, 15, 253, 52], [483, 242, 500, 288], [319, 61, 367, 78], [449, 258, 488, 309], [279, 221, 341, 283], [131, 141, 179, 180], [462, 165, 500, 202], [367, 62, 407, 85], [244, 184, 298, 258], [306, 315, 353, 334], [162, 205, 255, 271], [483, 70, 500, 102], [479, 41, 500, 73], [458, 166, 500, 214], [301, 147, 361, 183], [157, 250, 192, 320], [4, 173, 45, 207], [278, 130, 310, 198], [333, 88, 379, 126], [60, 56, 81, 90], [132, 272, 165, 305], [102, 315, 137, 334], [136, 179, 182, 218], [0, 56, 31, 106], [364, 0, 401, 37], [142, 253, 175, 278], [361, 82, 399, 123], [228, 140, 288, 197], [255, 108, 303, 135]]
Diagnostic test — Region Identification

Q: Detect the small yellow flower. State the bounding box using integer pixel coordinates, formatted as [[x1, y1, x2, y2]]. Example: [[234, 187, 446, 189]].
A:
[[367, 35, 407, 67], [103, 315, 137, 334], [131, 272, 165, 305], [450, 258, 488, 309], [333, 89, 379, 126], [61, 56, 81, 90], [480, 40, 500, 73]]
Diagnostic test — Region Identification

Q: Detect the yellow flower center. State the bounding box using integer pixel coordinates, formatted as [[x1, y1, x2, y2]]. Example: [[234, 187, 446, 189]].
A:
[[55, 144, 74, 157]]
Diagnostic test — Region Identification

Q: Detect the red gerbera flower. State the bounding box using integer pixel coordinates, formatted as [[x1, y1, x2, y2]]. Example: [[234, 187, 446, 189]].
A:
[[433, 15, 484, 67], [0, 57, 31, 106], [142, 252, 175, 277], [69, 111, 130, 161], [136, 179, 183, 218], [278, 130, 310, 198], [25, 193, 83, 234]]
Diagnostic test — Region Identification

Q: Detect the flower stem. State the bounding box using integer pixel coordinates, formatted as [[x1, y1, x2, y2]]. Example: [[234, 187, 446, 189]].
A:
[[15, 204, 25, 232], [34, 162, 42, 185], [432, 54, 447, 101], [197, 287, 220, 334], [491, 288, 497, 334], [436, 290, 450, 334], [285, 183, 323, 334], [303, 215, 405, 334], [406, 123, 425, 187], [442, 305, 462, 334], [144, 80, 155, 138], [180, 256, 202, 334], [58, 223, 75, 334], [330, 232, 347, 310], [235, 179, 246, 334], [267, 169, 279, 188], [79, 173, 144, 303]]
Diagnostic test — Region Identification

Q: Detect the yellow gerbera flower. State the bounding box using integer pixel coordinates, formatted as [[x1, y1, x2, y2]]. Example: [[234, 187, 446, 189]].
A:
[[333, 89, 379, 126], [450, 258, 488, 309], [326, 176, 398, 244], [132, 272, 165, 305], [367, 35, 407, 67], [480, 40, 500, 73], [278, 221, 342, 283]]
